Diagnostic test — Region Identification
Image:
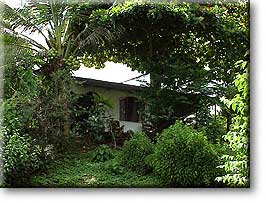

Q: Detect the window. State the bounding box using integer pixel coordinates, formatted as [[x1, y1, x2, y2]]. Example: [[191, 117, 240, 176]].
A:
[[119, 97, 140, 122]]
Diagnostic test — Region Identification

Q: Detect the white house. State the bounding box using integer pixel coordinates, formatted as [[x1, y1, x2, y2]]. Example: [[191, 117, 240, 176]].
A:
[[72, 77, 144, 132], [72, 63, 150, 132]]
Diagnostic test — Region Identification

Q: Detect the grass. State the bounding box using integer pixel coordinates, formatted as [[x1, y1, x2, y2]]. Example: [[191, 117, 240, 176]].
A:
[[30, 149, 164, 188]]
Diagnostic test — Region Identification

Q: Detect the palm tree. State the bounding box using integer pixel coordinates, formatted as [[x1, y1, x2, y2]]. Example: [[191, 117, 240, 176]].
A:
[[0, 0, 118, 74], [0, 0, 122, 145]]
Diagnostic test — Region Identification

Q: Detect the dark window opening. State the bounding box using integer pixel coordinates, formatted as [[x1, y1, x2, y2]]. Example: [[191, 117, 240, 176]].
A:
[[120, 97, 140, 122]]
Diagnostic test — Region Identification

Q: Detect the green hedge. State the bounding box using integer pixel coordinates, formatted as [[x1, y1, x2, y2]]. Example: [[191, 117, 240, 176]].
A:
[[148, 121, 220, 187], [120, 132, 153, 174]]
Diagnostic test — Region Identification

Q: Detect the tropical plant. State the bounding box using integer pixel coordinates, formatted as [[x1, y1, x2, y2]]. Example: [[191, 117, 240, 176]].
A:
[[0, 1, 117, 73]]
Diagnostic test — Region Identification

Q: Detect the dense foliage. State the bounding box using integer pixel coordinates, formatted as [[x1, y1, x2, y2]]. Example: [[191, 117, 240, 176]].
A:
[[216, 59, 249, 187], [78, 1, 248, 136], [0, 0, 116, 186], [0, 0, 249, 187], [0, 38, 42, 186], [148, 121, 221, 187], [120, 132, 154, 174]]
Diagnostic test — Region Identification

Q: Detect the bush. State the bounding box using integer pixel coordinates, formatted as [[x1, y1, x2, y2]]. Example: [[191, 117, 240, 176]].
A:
[[91, 145, 114, 162], [120, 132, 153, 174], [104, 158, 125, 175], [149, 121, 220, 187], [2, 133, 41, 186]]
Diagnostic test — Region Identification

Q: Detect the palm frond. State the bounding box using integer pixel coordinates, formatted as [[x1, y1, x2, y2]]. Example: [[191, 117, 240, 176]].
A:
[[1, 1, 125, 62], [1, 27, 47, 51], [73, 22, 125, 55], [0, 31, 35, 51], [72, 26, 110, 54], [0, 2, 51, 49]]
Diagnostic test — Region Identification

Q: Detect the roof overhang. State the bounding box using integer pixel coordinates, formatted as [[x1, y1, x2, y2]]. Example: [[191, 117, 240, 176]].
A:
[[74, 76, 144, 92]]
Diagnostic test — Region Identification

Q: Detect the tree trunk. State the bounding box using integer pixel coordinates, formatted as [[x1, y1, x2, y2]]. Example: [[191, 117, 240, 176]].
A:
[[61, 84, 71, 139]]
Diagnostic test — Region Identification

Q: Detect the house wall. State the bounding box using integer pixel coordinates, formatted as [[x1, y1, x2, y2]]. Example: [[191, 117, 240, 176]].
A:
[[120, 121, 142, 132], [72, 83, 142, 132]]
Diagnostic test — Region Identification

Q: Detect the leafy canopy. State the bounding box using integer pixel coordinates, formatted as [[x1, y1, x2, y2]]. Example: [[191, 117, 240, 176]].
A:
[[79, 1, 248, 96]]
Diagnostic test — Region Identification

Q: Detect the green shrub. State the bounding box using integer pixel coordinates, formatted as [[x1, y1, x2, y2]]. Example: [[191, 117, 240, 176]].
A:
[[104, 159, 125, 175], [120, 132, 153, 174], [149, 121, 220, 187], [91, 145, 114, 162], [2, 133, 41, 186]]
